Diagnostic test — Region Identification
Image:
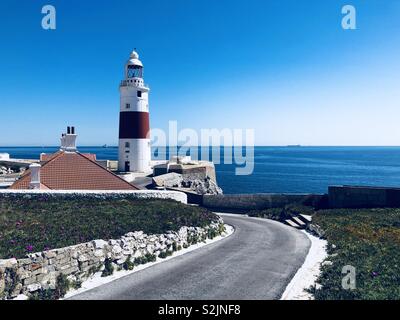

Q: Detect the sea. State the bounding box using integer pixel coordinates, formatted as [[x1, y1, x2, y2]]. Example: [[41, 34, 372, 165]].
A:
[[2, 146, 400, 194]]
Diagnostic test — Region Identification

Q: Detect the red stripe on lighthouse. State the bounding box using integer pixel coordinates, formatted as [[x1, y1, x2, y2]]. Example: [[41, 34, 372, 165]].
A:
[[119, 112, 150, 139]]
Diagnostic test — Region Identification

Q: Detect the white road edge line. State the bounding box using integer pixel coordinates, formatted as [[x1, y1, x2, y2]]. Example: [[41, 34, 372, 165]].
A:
[[280, 230, 328, 300], [62, 224, 235, 300]]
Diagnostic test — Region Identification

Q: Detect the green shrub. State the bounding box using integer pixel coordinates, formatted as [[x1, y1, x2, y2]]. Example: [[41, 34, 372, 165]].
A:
[[134, 253, 156, 265], [101, 258, 114, 277], [72, 279, 82, 290], [88, 265, 101, 276], [29, 288, 56, 300], [145, 253, 156, 262], [248, 204, 315, 222], [122, 256, 135, 271], [2, 268, 20, 298], [54, 274, 70, 298]]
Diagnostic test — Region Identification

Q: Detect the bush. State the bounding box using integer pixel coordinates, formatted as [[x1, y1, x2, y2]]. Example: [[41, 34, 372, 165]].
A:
[[248, 204, 315, 222], [122, 256, 134, 271], [2, 268, 20, 298], [101, 258, 114, 277], [134, 253, 156, 265], [54, 274, 70, 298]]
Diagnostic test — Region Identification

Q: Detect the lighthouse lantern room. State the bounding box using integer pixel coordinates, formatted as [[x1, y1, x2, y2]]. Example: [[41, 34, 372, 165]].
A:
[[118, 50, 151, 173]]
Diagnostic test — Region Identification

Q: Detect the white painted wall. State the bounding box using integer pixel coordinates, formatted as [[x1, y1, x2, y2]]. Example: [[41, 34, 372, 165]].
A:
[[0, 153, 10, 160], [118, 138, 152, 173], [0, 189, 187, 204]]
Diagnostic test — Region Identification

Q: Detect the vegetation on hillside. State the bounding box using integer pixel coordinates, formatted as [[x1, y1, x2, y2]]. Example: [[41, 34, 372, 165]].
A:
[[310, 208, 400, 300], [248, 205, 400, 300], [247, 204, 314, 222], [0, 197, 217, 259]]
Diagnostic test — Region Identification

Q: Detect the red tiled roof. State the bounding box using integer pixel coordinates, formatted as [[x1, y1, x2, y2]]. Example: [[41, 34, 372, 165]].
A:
[[10, 151, 137, 190], [40, 152, 96, 162]]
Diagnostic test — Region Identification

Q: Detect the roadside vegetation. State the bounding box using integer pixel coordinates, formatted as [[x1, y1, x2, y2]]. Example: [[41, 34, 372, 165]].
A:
[[248, 205, 400, 300], [247, 204, 314, 222], [0, 197, 217, 259], [310, 208, 400, 300]]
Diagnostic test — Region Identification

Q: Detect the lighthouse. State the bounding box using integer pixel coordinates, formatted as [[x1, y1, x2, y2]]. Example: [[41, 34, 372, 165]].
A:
[[118, 50, 151, 173]]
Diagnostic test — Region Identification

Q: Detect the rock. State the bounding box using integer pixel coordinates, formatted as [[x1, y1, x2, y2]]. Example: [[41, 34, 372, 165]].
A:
[[14, 294, 29, 300], [66, 275, 76, 283], [77, 254, 88, 262], [94, 250, 104, 257], [152, 172, 183, 188], [93, 239, 108, 249], [112, 245, 122, 254], [0, 258, 18, 269], [122, 248, 133, 256], [322, 260, 333, 266], [27, 283, 41, 292]]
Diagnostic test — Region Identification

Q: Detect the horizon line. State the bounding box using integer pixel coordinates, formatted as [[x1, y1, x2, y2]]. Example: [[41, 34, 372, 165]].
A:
[[2, 145, 400, 148]]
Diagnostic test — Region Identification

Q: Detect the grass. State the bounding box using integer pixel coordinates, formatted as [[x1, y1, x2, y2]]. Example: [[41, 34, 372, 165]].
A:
[[310, 208, 400, 300], [0, 197, 218, 259]]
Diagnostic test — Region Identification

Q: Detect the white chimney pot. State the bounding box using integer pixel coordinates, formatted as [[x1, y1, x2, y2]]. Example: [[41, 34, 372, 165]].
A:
[[29, 163, 41, 189]]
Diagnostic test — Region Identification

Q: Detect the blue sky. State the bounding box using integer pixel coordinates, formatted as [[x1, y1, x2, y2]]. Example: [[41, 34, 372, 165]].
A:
[[0, 0, 399, 146]]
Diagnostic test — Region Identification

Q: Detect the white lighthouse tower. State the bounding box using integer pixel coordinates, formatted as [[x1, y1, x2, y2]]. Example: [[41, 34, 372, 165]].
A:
[[118, 50, 151, 173]]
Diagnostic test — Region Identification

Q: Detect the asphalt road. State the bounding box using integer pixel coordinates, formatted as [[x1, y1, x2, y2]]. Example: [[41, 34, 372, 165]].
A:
[[70, 214, 311, 300]]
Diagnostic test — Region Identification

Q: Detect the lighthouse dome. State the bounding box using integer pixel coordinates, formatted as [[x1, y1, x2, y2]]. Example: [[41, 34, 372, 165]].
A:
[[130, 50, 139, 59], [127, 50, 143, 67]]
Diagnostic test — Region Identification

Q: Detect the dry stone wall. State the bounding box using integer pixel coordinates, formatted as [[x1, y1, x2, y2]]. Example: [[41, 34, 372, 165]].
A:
[[0, 219, 224, 300]]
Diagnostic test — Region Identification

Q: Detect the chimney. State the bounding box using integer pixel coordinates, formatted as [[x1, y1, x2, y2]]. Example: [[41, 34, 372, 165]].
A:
[[29, 163, 41, 189], [60, 126, 77, 152]]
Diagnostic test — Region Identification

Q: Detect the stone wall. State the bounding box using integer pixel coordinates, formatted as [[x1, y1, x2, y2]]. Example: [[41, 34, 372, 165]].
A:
[[328, 185, 400, 208], [0, 189, 187, 204], [202, 193, 327, 212], [0, 219, 224, 300]]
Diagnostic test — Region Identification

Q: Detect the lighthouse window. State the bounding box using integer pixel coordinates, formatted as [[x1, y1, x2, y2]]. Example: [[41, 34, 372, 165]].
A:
[[137, 91, 142, 98], [125, 142, 130, 148], [126, 103, 130, 109]]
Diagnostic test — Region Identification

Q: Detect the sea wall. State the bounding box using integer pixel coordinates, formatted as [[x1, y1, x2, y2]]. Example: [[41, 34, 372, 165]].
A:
[[0, 189, 187, 204], [0, 219, 224, 299], [202, 193, 327, 212], [328, 185, 400, 208]]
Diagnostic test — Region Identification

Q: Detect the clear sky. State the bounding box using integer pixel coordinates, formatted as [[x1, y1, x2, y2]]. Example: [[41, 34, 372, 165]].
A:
[[0, 0, 399, 146]]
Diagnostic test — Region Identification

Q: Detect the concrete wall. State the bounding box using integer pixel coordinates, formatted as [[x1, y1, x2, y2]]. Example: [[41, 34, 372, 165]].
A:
[[328, 185, 400, 208], [0, 189, 187, 204], [202, 193, 327, 212]]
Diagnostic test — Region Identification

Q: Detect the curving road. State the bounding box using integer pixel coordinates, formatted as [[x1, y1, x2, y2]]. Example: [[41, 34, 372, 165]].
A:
[[70, 214, 311, 300]]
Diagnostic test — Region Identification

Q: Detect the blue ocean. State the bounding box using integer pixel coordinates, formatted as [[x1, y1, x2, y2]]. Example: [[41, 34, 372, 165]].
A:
[[2, 146, 400, 194]]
